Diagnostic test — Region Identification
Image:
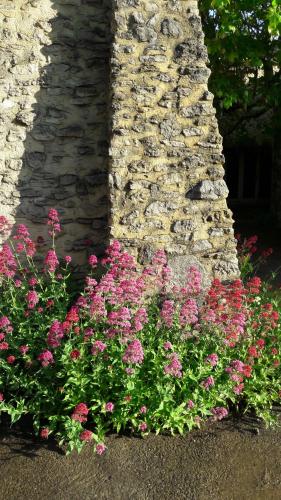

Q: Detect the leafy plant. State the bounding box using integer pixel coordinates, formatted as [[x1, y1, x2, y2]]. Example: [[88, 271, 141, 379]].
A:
[[0, 211, 280, 455]]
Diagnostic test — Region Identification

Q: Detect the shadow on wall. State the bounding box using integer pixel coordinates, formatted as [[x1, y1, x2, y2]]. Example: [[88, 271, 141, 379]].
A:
[[13, 0, 112, 267]]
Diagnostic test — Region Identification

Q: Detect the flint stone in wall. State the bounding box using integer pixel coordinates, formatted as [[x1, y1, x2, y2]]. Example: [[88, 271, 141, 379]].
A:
[[172, 220, 195, 233], [161, 18, 182, 38], [129, 14, 158, 43], [145, 201, 178, 216], [182, 127, 202, 137], [180, 67, 211, 83], [180, 103, 215, 118], [160, 118, 182, 139], [174, 40, 208, 62], [192, 239, 212, 253], [187, 180, 229, 200], [213, 258, 240, 279]]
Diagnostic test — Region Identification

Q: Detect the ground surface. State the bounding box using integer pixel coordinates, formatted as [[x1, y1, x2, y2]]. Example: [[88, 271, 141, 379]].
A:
[[1, 414, 281, 500]]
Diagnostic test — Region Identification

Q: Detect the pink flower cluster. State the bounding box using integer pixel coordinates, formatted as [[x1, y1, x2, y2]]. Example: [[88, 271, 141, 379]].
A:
[[205, 353, 219, 367], [91, 340, 107, 356], [47, 208, 61, 235], [201, 376, 215, 390], [37, 349, 54, 367], [164, 352, 182, 378], [160, 300, 174, 328], [44, 249, 59, 273], [26, 290, 39, 310], [211, 407, 228, 421], [179, 298, 198, 326], [122, 339, 144, 365], [71, 403, 89, 423], [47, 320, 64, 348]]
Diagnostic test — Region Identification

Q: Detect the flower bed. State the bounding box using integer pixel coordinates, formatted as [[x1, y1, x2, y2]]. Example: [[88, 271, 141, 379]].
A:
[[0, 211, 280, 455]]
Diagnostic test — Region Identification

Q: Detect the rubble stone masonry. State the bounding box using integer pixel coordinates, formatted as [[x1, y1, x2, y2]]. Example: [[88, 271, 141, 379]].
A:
[[0, 0, 238, 281]]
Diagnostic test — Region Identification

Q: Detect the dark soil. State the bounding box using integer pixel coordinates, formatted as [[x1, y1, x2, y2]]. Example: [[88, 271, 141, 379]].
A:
[[1, 414, 281, 500]]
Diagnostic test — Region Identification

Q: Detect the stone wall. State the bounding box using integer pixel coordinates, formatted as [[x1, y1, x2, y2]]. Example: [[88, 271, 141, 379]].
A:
[[0, 0, 111, 265], [109, 0, 238, 281], [0, 0, 238, 280]]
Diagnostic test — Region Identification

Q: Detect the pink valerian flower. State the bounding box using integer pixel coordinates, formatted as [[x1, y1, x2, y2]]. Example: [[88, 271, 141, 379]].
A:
[[85, 277, 98, 290], [0, 215, 12, 236], [91, 340, 107, 356], [71, 403, 89, 423], [230, 360, 245, 373], [122, 339, 144, 365], [96, 443, 106, 455], [201, 376, 215, 390], [44, 249, 59, 273], [74, 403, 89, 415], [47, 320, 64, 348], [133, 307, 148, 332], [163, 341, 173, 351], [13, 224, 30, 241], [26, 290, 39, 309], [40, 428, 49, 439], [164, 352, 182, 378], [46, 299, 54, 309], [0, 316, 12, 331], [88, 255, 98, 267], [19, 345, 29, 355], [0, 243, 17, 277], [179, 298, 198, 326], [14, 279, 22, 288], [187, 400, 195, 409], [139, 422, 148, 432], [140, 406, 147, 414], [80, 430, 93, 442], [47, 208, 61, 235], [105, 402, 114, 412], [233, 383, 244, 394], [64, 255, 72, 264], [89, 294, 107, 320], [7, 355, 15, 364], [111, 277, 145, 306], [70, 349, 80, 360], [28, 277, 38, 287], [84, 327, 94, 339], [211, 407, 228, 421], [152, 249, 167, 267], [37, 349, 54, 367], [24, 238, 37, 257], [186, 266, 202, 295], [66, 307, 79, 323], [160, 300, 175, 328], [0, 342, 9, 350], [201, 309, 216, 323], [205, 353, 219, 367], [0, 393, 4, 402], [0, 334, 5, 341], [230, 373, 243, 383], [125, 367, 134, 375], [108, 307, 131, 333]]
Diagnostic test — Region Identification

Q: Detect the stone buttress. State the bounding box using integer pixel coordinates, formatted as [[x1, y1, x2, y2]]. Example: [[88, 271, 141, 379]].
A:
[[109, 0, 239, 281]]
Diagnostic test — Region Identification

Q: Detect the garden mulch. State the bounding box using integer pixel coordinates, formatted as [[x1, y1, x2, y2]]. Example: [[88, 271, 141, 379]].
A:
[[1, 414, 281, 500]]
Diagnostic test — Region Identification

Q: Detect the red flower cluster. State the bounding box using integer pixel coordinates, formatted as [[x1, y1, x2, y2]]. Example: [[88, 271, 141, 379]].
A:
[[71, 403, 89, 423]]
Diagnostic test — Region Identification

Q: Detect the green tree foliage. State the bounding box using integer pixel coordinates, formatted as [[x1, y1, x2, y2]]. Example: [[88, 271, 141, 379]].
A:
[[199, 0, 281, 111]]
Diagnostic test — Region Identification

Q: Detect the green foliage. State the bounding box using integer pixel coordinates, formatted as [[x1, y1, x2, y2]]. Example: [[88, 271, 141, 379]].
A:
[[199, 0, 281, 110], [0, 214, 281, 455]]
